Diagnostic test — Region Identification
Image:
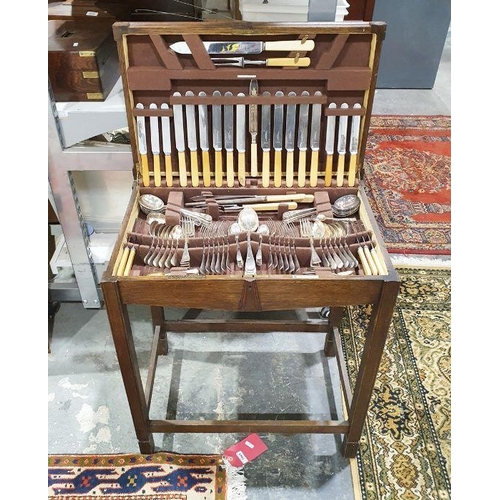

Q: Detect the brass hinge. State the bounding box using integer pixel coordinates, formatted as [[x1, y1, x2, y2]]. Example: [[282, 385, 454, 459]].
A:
[[79, 51, 95, 57], [86, 92, 103, 100], [82, 71, 99, 79]]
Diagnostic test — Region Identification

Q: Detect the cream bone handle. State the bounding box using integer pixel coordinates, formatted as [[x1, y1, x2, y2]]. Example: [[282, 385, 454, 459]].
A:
[[264, 40, 315, 52], [266, 57, 310, 67], [264, 194, 314, 203], [245, 201, 298, 212]]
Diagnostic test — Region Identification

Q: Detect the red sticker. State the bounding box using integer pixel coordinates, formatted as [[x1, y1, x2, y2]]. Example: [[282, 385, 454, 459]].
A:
[[223, 433, 268, 468]]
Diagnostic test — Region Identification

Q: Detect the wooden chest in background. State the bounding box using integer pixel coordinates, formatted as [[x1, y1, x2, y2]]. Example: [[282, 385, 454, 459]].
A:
[[48, 19, 120, 102]]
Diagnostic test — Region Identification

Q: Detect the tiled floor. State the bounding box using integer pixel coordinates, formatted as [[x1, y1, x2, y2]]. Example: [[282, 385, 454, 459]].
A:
[[48, 22, 451, 500]]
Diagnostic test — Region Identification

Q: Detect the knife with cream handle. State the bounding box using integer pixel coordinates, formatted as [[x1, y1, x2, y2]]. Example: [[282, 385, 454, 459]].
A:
[[212, 90, 223, 186], [224, 91, 235, 187], [135, 103, 149, 187], [198, 91, 211, 187], [261, 91, 271, 187], [348, 103, 362, 187], [324, 103, 336, 187], [236, 93, 246, 186], [185, 91, 199, 187], [273, 91, 284, 187], [149, 104, 161, 187], [124, 245, 135, 276], [309, 91, 322, 187], [336, 103, 349, 187], [172, 92, 187, 186], [285, 92, 297, 188], [169, 40, 315, 55], [160, 103, 173, 187], [297, 91, 310, 188], [249, 79, 259, 177]]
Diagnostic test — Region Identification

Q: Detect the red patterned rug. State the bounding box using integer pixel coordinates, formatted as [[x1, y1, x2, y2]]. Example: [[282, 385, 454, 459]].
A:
[[363, 115, 451, 255], [48, 452, 245, 499]]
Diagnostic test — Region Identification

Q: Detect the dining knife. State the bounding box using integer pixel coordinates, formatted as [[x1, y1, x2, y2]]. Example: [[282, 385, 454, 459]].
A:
[[309, 91, 322, 187], [211, 57, 311, 67], [249, 79, 259, 177], [149, 103, 161, 187], [169, 40, 315, 55], [172, 92, 188, 187], [285, 92, 297, 188], [224, 91, 235, 187], [212, 90, 223, 187], [261, 91, 271, 188], [185, 91, 199, 187], [135, 103, 150, 187], [297, 91, 310, 188], [324, 103, 336, 187], [160, 103, 173, 187], [273, 91, 284, 187], [198, 91, 211, 187], [236, 92, 246, 186], [348, 103, 362, 187], [336, 103, 349, 187]]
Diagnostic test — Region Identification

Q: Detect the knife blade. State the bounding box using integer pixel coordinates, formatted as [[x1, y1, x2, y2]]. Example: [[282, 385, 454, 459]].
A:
[[285, 92, 297, 188], [224, 91, 235, 187], [172, 92, 188, 187], [324, 103, 336, 187], [160, 103, 173, 187], [170, 40, 315, 55], [297, 91, 310, 188], [185, 91, 199, 187], [149, 103, 161, 187], [236, 92, 246, 186], [309, 91, 322, 187], [249, 79, 259, 177], [348, 103, 362, 187], [212, 90, 223, 187], [261, 91, 271, 188], [336, 103, 349, 187], [273, 91, 284, 187], [198, 91, 211, 187], [211, 57, 311, 67], [135, 103, 150, 187]]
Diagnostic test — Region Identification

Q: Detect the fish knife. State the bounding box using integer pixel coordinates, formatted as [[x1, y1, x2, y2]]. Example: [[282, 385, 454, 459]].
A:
[[160, 103, 173, 187], [149, 104, 161, 187], [212, 90, 223, 187], [249, 79, 259, 177], [198, 91, 211, 187], [224, 91, 235, 187], [336, 103, 349, 187], [236, 92, 246, 186], [324, 103, 336, 187], [185, 91, 200, 187], [261, 91, 271, 187], [172, 92, 188, 187], [297, 91, 310, 188], [135, 103, 150, 187], [170, 40, 315, 55], [348, 103, 362, 187], [285, 92, 297, 188], [309, 91, 322, 187], [273, 91, 284, 187]]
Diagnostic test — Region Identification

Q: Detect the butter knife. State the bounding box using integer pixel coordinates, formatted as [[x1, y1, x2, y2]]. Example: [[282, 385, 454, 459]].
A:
[[185, 91, 199, 187], [297, 91, 310, 188], [285, 91, 297, 188], [135, 103, 149, 187], [149, 103, 161, 187], [160, 103, 173, 187], [261, 91, 271, 187], [198, 91, 211, 187], [212, 90, 223, 187], [348, 103, 362, 187], [273, 91, 284, 187], [336, 103, 349, 187], [172, 92, 188, 187], [249, 79, 259, 177]]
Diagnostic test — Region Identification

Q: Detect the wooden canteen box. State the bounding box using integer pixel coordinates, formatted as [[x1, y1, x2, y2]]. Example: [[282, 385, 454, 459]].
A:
[[101, 21, 400, 458]]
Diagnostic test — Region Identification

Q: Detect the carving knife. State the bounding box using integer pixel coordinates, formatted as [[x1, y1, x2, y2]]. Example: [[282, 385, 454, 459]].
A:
[[336, 103, 349, 187], [185, 91, 199, 187], [169, 40, 315, 55], [160, 103, 173, 187], [236, 92, 246, 186], [198, 91, 211, 187], [309, 91, 322, 187], [135, 103, 149, 187], [172, 92, 188, 187], [273, 91, 284, 187], [348, 103, 362, 187], [324, 103, 336, 187], [285, 91, 297, 188], [297, 91, 310, 188], [249, 79, 259, 177], [211, 56, 311, 67], [224, 91, 235, 187], [149, 103, 161, 187], [261, 91, 271, 187], [212, 90, 223, 187]]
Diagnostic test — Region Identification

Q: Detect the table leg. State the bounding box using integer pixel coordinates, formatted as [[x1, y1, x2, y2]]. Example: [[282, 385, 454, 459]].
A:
[[324, 307, 344, 357], [342, 280, 399, 457], [101, 280, 155, 454], [151, 306, 168, 355]]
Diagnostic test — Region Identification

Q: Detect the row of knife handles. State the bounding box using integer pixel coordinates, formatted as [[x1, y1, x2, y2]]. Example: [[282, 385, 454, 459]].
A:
[[134, 93, 364, 189]]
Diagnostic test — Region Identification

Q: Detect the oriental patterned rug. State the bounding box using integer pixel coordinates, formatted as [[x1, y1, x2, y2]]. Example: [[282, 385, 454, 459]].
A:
[[343, 267, 451, 500], [48, 452, 246, 499], [364, 116, 451, 255]]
